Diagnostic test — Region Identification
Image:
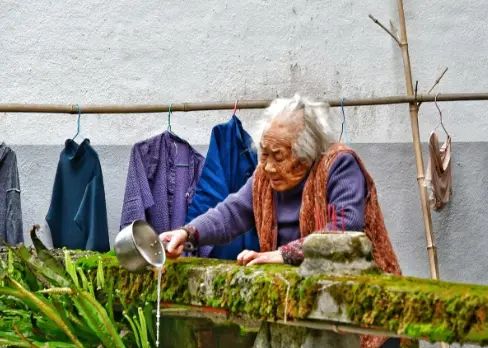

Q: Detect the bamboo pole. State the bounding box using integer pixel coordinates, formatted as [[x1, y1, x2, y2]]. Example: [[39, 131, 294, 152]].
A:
[[155, 302, 422, 342], [153, 303, 483, 346], [372, 5, 449, 346], [370, 2, 440, 282], [1, 92, 488, 114], [394, 5, 450, 347], [395, 0, 440, 280], [276, 319, 415, 341]]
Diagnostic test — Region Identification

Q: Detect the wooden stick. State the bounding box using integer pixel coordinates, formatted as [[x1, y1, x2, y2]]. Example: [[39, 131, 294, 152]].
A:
[[369, 14, 401, 45], [151, 302, 428, 342], [395, 14, 451, 348], [391, 6, 448, 346], [396, 0, 440, 281], [428, 67, 449, 94], [417, 67, 449, 109], [372, 1, 440, 283], [315, 205, 320, 232], [1, 92, 488, 114], [389, 20, 400, 41], [341, 207, 345, 233], [371, 7, 444, 341]]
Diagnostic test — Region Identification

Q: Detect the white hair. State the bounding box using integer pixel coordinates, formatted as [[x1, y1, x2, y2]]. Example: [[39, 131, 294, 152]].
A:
[[252, 94, 337, 163]]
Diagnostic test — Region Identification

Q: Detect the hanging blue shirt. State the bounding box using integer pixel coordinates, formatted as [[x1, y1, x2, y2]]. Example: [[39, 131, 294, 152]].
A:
[[185, 115, 260, 259], [46, 139, 110, 252]]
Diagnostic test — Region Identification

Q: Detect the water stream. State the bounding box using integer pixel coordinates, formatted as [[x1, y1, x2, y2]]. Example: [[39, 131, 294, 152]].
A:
[[156, 265, 162, 347]]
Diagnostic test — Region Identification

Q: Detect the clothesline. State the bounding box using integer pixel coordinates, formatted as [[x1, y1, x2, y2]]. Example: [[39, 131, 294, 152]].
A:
[[1, 92, 488, 114]]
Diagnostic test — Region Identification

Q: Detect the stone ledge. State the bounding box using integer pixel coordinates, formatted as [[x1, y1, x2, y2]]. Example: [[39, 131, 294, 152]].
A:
[[65, 251, 488, 346]]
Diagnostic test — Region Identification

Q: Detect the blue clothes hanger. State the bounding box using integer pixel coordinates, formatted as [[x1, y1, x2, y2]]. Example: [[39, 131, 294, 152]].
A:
[[339, 98, 351, 145], [72, 104, 82, 141], [167, 104, 189, 168]]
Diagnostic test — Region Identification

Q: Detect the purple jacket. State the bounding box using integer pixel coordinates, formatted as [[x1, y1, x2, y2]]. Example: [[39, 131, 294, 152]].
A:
[[120, 131, 205, 233], [187, 153, 367, 264]]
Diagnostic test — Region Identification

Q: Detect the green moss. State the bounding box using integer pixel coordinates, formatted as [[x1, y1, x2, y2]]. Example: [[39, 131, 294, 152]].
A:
[[73, 255, 318, 321], [66, 251, 488, 345], [327, 274, 488, 344], [350, 236, 373, 262]]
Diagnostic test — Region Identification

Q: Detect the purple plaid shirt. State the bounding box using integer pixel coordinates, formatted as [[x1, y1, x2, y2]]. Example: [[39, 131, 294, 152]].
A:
[[120, 131, 205, 233]]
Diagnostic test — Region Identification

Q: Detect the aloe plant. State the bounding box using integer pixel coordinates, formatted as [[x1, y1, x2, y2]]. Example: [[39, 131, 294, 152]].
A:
[[0, 227, 155, 347]]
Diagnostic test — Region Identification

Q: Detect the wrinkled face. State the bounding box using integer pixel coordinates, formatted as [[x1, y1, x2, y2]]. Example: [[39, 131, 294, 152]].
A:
[[259, 111, 311, 191]]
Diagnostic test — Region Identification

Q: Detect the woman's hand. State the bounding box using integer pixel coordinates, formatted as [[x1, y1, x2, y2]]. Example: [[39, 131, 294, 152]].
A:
[[159, 229, 188, 259], [236, 250, 284, 266]]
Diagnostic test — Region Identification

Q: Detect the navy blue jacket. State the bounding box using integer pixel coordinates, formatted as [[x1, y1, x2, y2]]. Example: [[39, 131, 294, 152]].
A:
[[46, 139, 110, 252], [185, 115, 260, 259]]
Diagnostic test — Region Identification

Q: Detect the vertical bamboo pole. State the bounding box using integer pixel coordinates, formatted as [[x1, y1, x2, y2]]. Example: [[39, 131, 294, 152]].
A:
[[396, 4, 449, 347], [396, 0, 440, 280]]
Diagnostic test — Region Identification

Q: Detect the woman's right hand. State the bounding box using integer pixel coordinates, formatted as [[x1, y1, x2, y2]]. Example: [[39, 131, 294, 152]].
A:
[[159, 229, 188, 259]]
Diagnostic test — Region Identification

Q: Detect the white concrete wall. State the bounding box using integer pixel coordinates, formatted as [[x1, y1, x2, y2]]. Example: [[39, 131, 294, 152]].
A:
[[1, 1, 487, 347], [3, 0, 488, 146]]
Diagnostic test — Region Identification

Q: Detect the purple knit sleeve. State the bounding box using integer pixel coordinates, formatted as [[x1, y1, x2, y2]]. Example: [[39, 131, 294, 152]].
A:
[[279, 153, 366, 265], [186, 175, 255, 247], [325, 153, 366, 231], [120, 143, 154, 230]]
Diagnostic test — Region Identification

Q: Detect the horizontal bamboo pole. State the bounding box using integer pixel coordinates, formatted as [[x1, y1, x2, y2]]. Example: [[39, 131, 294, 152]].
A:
[[1, 92, 488, 114], [154, 302, 413, 341], [276, 319, 411, 341]]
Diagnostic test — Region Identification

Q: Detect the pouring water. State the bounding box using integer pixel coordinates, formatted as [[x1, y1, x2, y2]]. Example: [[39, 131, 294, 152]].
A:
[[114, 220, 167, 347], [145, 239, 165, 347]]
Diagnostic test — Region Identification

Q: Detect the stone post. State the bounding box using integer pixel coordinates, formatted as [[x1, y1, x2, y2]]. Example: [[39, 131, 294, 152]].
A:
[[298, 231, 377, 277], [253, 232, 376, 348]]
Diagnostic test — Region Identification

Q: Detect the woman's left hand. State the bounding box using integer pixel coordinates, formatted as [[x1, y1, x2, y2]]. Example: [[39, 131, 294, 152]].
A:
[[236, 250, 284, 266]]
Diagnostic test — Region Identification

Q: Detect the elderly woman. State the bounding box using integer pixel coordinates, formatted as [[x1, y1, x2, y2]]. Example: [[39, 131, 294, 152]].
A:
[[160, 94, 402, 348], [161, 95, 400, 270]]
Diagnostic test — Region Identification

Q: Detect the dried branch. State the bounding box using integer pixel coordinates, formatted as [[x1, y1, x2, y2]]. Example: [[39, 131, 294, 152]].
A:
[[428, 67, 449, 94], [389, 20, 400, 41], [417, 67, 449, 109], [368, 14, 401, 45]]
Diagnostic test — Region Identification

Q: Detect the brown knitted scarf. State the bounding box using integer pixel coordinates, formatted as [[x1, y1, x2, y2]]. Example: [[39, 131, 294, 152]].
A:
[[253, 143, 404, 348]]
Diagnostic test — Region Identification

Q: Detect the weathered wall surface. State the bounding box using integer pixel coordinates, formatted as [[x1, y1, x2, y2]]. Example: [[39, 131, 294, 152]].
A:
[[1, 1, 486, 347]]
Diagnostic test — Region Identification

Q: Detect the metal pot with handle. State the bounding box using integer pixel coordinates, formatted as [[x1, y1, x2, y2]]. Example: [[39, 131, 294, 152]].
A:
[[114, 220, 195, 273]]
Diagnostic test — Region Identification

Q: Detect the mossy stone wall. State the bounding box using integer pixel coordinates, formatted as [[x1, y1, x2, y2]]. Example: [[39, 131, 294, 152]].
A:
[[69, 251, 488, 346]]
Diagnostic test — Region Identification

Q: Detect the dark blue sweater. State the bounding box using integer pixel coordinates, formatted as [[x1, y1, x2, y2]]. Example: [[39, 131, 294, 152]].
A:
[[46, 139, 110, 252]]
